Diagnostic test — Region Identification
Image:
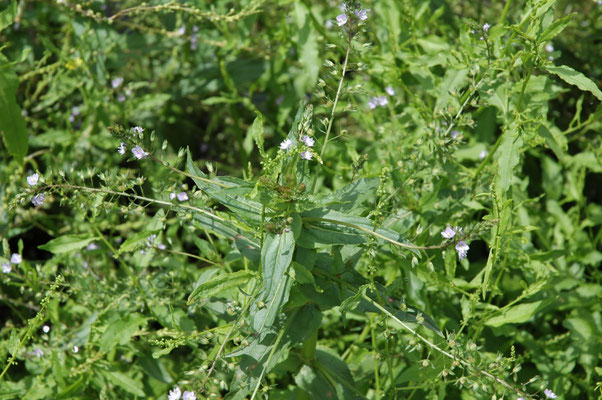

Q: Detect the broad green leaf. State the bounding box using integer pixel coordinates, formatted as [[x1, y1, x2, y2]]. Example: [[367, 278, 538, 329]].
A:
[[100, 370, 145, 397], [187, 270, 256, 305], [0, 53, 28, 163], [545, 65, 602, 101], [99, 313, 147, 353], [0, 0, 17, 32], [251, 231, 295, 333], [38, 234, 96, 254], [495, 125, 523, 193], [485, 301, 543, 327]]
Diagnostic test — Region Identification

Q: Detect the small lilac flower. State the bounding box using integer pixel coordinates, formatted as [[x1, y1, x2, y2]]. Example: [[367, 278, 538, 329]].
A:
[[177, 26, 186, 36], [280, 139, 293, 150], [545, 44, 554, 53], [544, 389, 557, 399], [190, 35, 198, 50], [300, 150, 312, 160], [325, 19, 333, 29], [301, 135, 315, 147], [1, 262, 11, 273], [157, 243, 166, 250], [455, 241, 469, 260], [27, 173, 39, 186], [441, 226, 456, 239], [368, 97, 379, 109], [86, 243, 99, 251], [170, 191, 177, 200], [451, 130, 459, 138], [483, 23, 490, 32], [42, 325, 50, 333], [131, 145, 148, 160], [182, 391, 196, 400], [192, 26, 199, 33], [177, 192, 189, 202], [336, 14, 348, 26], [479, 150, 487, 160], [377, 96, 388, 106], [131, 126, 144, 136], [72, 345, 79, 353], [71, 106, 81, 116], [111, 77, 124, 89], [10, 254, 22, 264], [385, 86, 395, 96], [168, 387, 182, 400], [355, 9, 368, 21], [32, 348, 44, 358], [118, 142, 126, 155], [117, 93, 126, 103]]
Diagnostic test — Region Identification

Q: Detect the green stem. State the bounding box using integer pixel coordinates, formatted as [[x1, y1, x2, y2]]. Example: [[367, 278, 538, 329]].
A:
[[498, 0, 513, 25], [310, 34, 352, 193]]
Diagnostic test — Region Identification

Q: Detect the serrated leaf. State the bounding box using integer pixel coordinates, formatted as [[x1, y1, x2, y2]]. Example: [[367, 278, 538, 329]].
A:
[[187, 270, 256, 305], [38, 234, 96, 254], [539, 14, 573, 43], [545, 65, 602, 101]]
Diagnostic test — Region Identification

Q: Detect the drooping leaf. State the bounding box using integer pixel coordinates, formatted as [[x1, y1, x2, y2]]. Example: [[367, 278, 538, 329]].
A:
[[484, 301, 544, 327], [495, 124, 523, 193], [0, 53, 28, 163], [545, 65, 602, 101]]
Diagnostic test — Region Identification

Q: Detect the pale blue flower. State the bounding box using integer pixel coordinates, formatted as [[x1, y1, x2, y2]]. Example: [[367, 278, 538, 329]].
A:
[[483, 23, 490, 32], [280, 139, 293, 150], [11, 254, 22, 264], [117, 93, 126, 103], [72, 345, 79, 353], [336, 14, 348, 26], [301, 135, 315, 147], [1, 262, 11, 273], [118, 142, 126, 155], [32, 348, 44, 358], [368, 97, 379, 109], [377, 96, 388, 106], [27, 173, 39, 186], [177, 27, 186, 36], [177, 192, 189, 202], [182, 391, 196, 400], [301, 150, 312, 160], [130, 126, 144, 136], [385, 86, 395, 96], [170, 191, 177, 200], [544, 389, 557, 399], [441, 227, 456, 239], [168, 387, 182, 400], [132, 145, 148, 159], [43, 325, 50, 333], [451, 130, 459, 138], [111, 77, 124, 89], [355, 9, 368, 21], [456, 241, 469, 260], [545, 44, 554, 53], [479, 150, 487, 160]]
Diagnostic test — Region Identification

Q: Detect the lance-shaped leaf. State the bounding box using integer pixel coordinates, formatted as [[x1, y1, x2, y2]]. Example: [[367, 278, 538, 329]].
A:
[[188, 270, 256, 305], [250, 230, 295, 334]]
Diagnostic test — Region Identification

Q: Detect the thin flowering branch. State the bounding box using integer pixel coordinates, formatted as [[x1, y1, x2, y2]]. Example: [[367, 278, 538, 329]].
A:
[[361, 293, 536, 400], [310, 33, 353, 193]]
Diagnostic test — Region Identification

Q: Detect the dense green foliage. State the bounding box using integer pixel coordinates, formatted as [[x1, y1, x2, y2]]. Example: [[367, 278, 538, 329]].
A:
[[1, 0, 602, 399]]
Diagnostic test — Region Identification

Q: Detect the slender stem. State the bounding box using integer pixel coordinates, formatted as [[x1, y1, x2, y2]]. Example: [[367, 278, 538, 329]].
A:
[[146, 151, 228, 188], [498, 0, 513, 25], [310, 34, 352, 193], [44, 183, 225, 221], [362, 294, 535, 400]]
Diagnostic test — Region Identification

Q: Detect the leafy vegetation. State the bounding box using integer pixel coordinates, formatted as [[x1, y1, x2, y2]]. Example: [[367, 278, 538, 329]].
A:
[[1, 0, 601, 399]]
